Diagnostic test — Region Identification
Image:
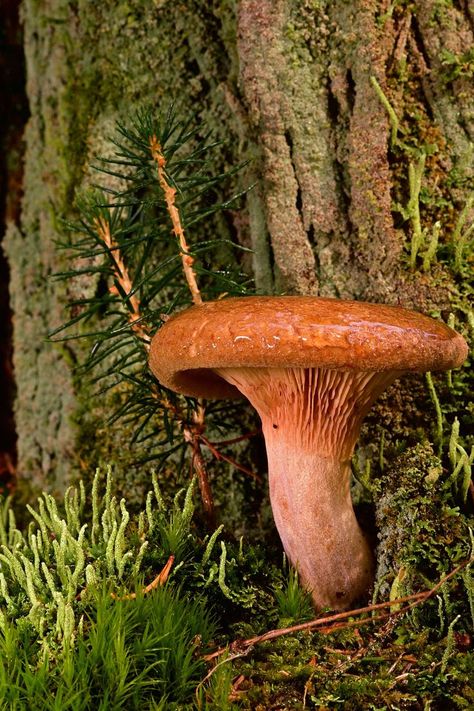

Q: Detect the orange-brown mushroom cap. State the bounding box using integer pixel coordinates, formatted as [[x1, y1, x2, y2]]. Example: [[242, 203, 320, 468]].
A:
[[149, 296, 468, 398]]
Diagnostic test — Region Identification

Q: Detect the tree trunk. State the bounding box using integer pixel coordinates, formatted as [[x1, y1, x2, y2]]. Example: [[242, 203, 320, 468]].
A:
[[5, 0, 473, 490]]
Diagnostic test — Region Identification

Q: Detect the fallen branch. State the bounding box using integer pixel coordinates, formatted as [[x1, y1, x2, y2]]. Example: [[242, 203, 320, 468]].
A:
[[203, 557, 473, 662]]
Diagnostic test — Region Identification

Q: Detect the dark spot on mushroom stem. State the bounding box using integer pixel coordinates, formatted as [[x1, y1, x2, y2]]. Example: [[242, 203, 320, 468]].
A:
[[273, 423, 278, 429]]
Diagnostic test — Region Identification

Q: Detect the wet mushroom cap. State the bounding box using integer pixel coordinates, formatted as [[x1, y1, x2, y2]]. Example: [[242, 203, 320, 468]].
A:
[[149, 296, 468, 399]]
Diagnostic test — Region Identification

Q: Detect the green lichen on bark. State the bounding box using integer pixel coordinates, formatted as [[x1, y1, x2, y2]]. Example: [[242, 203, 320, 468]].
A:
[[238, 0, 321, 295]]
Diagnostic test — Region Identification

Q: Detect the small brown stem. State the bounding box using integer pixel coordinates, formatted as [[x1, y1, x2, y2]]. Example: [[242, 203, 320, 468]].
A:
[[149, 135, 203, 306], [111, 555, 175, 601], [95, 216, 151, 346], [183, 404, 215, 526], [192, 442, 216, 527], [199, 434, 262, 482]]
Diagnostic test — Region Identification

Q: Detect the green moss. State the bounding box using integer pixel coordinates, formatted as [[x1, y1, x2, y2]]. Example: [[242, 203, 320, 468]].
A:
[[375, 441, 472, 600], [440, 47, 474, 83], [233, 625, 474, 710]]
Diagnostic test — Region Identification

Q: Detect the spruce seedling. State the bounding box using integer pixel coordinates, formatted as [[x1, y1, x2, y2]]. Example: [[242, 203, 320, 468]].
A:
[[51, 108, 252, 520]]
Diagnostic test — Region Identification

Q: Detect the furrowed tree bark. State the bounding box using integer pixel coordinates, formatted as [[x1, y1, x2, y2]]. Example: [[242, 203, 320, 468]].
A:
[[0, 0, 27, 489], [5, 0, 473, 491]]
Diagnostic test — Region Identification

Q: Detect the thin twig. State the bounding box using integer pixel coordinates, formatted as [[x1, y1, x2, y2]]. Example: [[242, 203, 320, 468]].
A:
[[203, 557, 472, 661], [195, 648, 253, 709], [149, 135, 203, 306], [199, 434, 262, 482], [95, 216, 151, 346], [149, 387, 184, 422], [207, 429, 261, 447], [183, 404, 215, 525], [111, 555, 175, 600]]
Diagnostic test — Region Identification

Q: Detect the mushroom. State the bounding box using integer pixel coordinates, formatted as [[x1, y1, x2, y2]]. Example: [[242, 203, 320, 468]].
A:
[[149, 297, 468, 610]]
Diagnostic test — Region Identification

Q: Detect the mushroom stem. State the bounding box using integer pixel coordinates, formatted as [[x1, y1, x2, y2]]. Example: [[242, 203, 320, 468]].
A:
[[216, 366, 398, 610], [265, 435, 373, 610]]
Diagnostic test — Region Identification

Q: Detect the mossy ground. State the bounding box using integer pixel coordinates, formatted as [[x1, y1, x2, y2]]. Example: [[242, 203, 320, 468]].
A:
[[4, 1, 473, 707], [1, 434, 472, 709]]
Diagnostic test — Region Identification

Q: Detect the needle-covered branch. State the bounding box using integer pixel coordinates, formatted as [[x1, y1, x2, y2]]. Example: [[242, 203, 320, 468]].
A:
[[93, 214, 215, 522], [51, 109, 251, 520]]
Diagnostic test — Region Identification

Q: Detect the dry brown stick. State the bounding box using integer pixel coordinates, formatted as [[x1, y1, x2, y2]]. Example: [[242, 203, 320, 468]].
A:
[[203, 557, 473, 661], [149, 135, 203, 306], [95, 216, 151, 345], [202, 598, 423, 662], [111, 555, 175, 601], [198, 610, 397, 700]]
